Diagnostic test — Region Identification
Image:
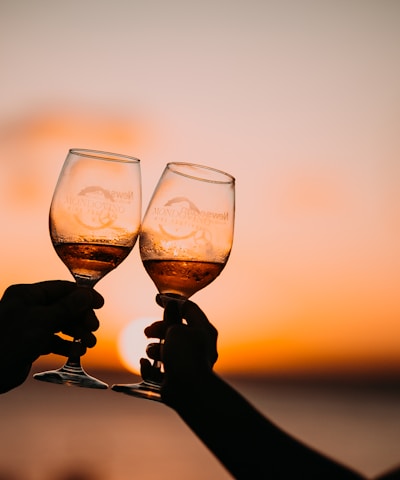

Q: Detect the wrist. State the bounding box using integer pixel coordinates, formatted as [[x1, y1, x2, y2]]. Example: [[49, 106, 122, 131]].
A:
[[161, 369, 216, 409]]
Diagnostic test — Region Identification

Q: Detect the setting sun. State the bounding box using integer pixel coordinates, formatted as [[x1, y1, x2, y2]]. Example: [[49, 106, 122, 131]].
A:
[[117, 317, 159, 374]]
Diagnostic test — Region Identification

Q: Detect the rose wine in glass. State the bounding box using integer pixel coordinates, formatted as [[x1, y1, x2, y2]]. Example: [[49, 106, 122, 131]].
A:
[[112, 162, 235, 401], [33, 148, 141, 389]]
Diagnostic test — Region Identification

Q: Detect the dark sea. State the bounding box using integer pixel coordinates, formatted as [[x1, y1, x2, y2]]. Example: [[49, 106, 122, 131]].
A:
[[1, 369, 399, 480]]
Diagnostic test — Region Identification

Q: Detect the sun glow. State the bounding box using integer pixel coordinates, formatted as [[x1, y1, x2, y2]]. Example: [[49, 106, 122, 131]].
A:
[[1, 1, 400, 378], [117, 317, 158, 374]]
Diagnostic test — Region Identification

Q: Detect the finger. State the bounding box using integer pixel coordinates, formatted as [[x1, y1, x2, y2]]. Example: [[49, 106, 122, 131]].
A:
[[140, 358, 164, 384], [25, 332, 85, 358], [36, 293, 103, 333], [78, 331, 97, 348], [1, 281, 76, 303], [155, 294, 185, 326], [48, 336, 87, 357], [64, 327, 97, 347], [2, 281, 104, 309], [156, 294, 211, 330], [163, 300, 183, 326], [140, 357, 151, 372], [82, 310, 100, 332], [83, 287, 104, 309], [145, 342, 161, 361], [38, 282, 104, 308], [34, 280, 80, 302], [181, 300, 215, 330], [62, 287, 104, 311], [62, 310, 100, 336], [156, 294, 186, 311], [56, 320, 98, 347], [144, 321, 166, 339]]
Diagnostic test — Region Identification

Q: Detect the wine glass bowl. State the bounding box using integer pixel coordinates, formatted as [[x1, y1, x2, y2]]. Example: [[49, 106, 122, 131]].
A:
[[112, 162, 235, 400], [34, 148, 141, 388], [140, 162, 235, 300]]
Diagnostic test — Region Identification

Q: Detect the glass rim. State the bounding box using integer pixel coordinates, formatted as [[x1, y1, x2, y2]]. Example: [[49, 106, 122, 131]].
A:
[[166, 162, 235, 184], [69, 148, 140, 164]]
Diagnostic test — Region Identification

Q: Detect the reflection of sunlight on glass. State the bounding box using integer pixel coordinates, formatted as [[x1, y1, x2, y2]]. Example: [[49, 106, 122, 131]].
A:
[[118, 317, 158, 374]]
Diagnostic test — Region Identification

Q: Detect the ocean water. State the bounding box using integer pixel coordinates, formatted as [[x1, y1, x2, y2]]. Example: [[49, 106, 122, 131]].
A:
[[0, 370, 399, 480]]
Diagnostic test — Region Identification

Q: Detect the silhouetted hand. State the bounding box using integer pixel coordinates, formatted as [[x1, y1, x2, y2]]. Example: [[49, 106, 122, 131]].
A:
[[140, 294, 218, 405], [0, 280, 104, 393], [141, 295, 368, 480]]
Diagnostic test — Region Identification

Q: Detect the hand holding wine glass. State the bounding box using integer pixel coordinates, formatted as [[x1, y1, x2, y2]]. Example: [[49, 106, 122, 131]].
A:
[[112, 162, 235, 400], [34, 149, 141, 389]]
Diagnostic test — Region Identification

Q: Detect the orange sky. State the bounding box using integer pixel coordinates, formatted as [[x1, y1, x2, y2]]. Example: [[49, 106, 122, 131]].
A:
[[1, 1, 399, 378]]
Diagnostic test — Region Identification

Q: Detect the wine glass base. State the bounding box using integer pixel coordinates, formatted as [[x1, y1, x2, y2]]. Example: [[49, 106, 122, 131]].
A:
[[33, 365, 109, 389], [111, 381, 162, 402]]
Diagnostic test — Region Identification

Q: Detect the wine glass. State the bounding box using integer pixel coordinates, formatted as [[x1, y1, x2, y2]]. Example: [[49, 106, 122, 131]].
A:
[[112, 162, 235, 401], [33, 148, 141, 389]]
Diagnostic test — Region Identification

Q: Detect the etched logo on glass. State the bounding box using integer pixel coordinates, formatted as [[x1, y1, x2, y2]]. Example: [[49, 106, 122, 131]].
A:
[[152, 196, 229, 243], [65, 186, 134, 230]]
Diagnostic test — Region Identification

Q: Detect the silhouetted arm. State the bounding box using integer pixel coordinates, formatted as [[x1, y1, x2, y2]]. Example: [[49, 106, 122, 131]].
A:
[[166, 371, 364, 479], [142, 296, 365, 479]]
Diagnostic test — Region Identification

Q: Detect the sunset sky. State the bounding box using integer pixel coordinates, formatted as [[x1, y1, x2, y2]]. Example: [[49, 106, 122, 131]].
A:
[[1, 0, 399, 378]]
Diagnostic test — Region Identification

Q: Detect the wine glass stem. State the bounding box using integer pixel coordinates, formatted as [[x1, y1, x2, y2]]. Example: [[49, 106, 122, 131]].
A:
[[64, 279, 97, 369], [152, 293, 187, 371], [65, 339, 84, 368]]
